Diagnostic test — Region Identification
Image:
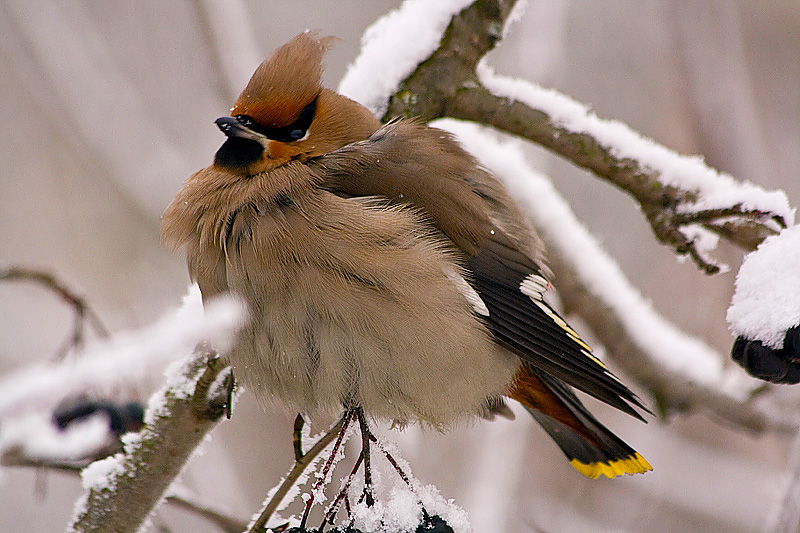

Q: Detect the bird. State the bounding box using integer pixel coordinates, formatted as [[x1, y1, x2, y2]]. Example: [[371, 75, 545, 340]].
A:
[[161, 32, 652, 479]]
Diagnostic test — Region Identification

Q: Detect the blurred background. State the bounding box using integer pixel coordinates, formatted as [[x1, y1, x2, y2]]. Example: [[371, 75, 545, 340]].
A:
[[1, 1, 799, 531]]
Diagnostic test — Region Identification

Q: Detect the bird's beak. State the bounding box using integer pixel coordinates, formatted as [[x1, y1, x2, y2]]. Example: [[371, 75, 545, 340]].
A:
[[215, 116, 263, 142]]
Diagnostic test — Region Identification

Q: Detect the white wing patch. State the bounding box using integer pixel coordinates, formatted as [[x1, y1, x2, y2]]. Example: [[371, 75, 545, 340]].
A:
[[519, 274, 549, 301], [445, 267, 489, 316]]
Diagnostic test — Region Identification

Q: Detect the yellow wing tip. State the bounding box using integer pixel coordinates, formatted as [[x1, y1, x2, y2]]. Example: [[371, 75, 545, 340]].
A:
[[570, 453, 652, 479]]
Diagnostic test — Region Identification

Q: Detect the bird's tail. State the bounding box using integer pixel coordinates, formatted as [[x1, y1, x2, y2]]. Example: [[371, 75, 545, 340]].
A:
[[509, 365, 652, 479]]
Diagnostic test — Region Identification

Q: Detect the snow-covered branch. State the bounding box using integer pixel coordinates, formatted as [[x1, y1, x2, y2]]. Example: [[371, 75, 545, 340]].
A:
[[366, 0, 793, 274], [0, 284, 243, 531], [449, 77, 790, 274], [68, 344, 234, 533], [0, 286, 241, 418]]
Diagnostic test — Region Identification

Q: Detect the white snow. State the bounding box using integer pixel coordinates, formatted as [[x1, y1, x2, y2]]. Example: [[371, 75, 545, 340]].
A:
[[728, 224, 800, 348], [343, 432, 472, 533], [80, 453, 126, 491], [416, 483, 472, 533], [0, 284, 243, 419], [338, 0, 476, 116], [435, 118, 757, 399], [0, 411, 112, 462], [477, 61, 794, 228], [350, 486, 423, 533], [503, 0, 529, 38]]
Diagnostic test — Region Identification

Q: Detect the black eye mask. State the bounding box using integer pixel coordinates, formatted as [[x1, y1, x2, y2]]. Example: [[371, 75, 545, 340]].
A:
[[235, 97, 318, 143]]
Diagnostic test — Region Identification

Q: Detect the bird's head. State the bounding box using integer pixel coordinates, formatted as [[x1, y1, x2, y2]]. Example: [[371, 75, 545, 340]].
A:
[[213, 32, 379, 176]]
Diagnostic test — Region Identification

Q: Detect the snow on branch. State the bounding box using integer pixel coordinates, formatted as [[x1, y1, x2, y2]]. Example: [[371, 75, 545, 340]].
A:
[[348, 0, 793, 274], [0, 284, 243, 531], [439, 119, 796, 433], [728, 225, 800, 349], [68, 343, 234, 533], [0, 285, 242, 418], [462, 67, 792, 274], [339, 0, 479, 116]]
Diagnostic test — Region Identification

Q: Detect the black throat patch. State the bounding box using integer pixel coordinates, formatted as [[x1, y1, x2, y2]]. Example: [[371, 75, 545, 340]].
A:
[[214, 137, 264, 170]]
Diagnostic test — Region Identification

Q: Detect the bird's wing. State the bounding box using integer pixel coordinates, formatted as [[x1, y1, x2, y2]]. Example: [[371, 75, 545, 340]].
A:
[[467, 233, 648, 419], [313, 119, 648, 418]]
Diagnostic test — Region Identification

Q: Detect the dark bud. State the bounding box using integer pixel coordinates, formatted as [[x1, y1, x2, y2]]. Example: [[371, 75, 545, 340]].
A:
[[784, 326, 800, 361], [731, 327, 800, 384], [53, 399, 145, 436], [416, 515, 454, 533]]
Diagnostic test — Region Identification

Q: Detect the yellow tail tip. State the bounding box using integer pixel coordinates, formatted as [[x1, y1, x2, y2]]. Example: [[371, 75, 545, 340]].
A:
[[570, 453, 652, 479]]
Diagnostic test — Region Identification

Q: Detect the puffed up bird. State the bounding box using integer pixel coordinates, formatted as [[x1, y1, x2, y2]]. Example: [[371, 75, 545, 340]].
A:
[[161, 32, 652, 479]]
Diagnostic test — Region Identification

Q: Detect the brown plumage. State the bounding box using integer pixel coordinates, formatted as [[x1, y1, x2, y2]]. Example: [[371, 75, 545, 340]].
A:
[[161, 32, 651, 478]]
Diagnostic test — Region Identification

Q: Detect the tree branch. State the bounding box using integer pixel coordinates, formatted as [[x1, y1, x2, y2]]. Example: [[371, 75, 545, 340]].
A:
[[447, 85, 785, 272], [68, 343, 232, 533], [382, 0, 789, 273], [0, 266, 109, 358], [164, 492, 247, 533]]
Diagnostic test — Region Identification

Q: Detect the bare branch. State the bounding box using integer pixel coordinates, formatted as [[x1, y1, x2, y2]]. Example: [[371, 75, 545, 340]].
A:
[[1, 266, 108, 358], [1, 451, 85, 473], [164, 492, 247, 533]]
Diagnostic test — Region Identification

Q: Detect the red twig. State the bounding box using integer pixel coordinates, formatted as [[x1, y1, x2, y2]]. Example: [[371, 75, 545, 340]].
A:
[[299, 411, 354, 528], [320, 452, 364, 530]]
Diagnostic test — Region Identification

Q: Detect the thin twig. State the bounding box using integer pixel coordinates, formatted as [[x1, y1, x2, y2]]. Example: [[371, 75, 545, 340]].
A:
[[0, 266, 109, 359], [369, 434, 410, 487], [320, 452, 364, 529], [356, 408, 374, 507], [299, 412, 354, 528], [1, 452, 85, 473], [249, 413, 348, 533], [164, 493, 248, 533], [671, 205, 776, 226]]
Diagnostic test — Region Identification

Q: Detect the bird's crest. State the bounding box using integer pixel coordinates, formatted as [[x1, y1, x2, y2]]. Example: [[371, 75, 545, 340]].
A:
[[232, 32, 333, 128]]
